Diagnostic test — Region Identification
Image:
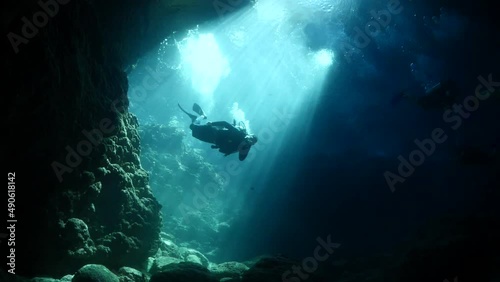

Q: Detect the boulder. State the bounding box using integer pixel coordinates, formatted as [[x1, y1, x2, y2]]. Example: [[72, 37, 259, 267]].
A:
[[73, 264, 119, 282], [60, 275, 74, 282], [209, 261, 249, 280], [118, 266, 147, 282], [150, 256, 183, 274], [150, 262, 217, 282], [179, 247, 210, 267]]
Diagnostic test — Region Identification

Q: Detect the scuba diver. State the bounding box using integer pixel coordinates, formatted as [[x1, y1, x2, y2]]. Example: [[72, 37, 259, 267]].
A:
[[178, 103, 258, 161], [392, 79, 460, 110]]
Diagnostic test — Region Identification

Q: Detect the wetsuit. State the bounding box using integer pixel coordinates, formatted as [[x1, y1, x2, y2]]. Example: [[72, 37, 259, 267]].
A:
[[179, 103, 252, 160], [211, 121, 248, 157]]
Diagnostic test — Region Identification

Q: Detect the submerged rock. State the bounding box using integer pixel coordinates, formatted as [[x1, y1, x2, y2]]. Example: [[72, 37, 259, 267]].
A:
[[186, 254, 204, 265], [179, 247, 210, 267], [150, 256, 183, 274], [62, 218, 97, 259], [158, 238, 182, 258], [150, 262, 217, 282], [29, 278, 59, 282], [60, 275, 74, 282], [118, 266, 147, 282], [73, 264, 119, 282], [209, 261, 249, 280]]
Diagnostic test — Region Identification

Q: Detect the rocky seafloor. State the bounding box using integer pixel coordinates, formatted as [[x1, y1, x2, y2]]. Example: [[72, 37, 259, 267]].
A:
[[3, 214, 499, 282]]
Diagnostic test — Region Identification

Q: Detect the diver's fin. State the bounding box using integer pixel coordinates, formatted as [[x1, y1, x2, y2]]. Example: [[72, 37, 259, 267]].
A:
[[193, 103, 206, 117], [178, 103, 197, 123]]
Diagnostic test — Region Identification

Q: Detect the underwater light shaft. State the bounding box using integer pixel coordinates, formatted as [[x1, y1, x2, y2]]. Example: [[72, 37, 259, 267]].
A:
[[313, 49, 334, 67], [176, 32, 230, 98], [174, 0, 339, 180], [171, 0, 339, 226], [135, 0, 355, 262], [149, 0, 341, 182]]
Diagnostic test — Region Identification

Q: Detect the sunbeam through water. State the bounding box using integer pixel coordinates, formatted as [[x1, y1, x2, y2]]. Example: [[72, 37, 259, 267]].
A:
[[130, 0, 349, 262]]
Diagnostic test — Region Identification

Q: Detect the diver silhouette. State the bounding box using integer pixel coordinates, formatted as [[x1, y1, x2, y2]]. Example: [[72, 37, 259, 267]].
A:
[[178, 103, 258, 161]]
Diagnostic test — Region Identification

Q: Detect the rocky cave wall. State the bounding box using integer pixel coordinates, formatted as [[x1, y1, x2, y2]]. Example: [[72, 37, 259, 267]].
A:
[[4, 0, 251, 277]]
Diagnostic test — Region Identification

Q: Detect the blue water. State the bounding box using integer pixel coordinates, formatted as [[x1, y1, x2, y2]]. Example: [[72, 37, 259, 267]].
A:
[[127, 0, 499, 266]]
